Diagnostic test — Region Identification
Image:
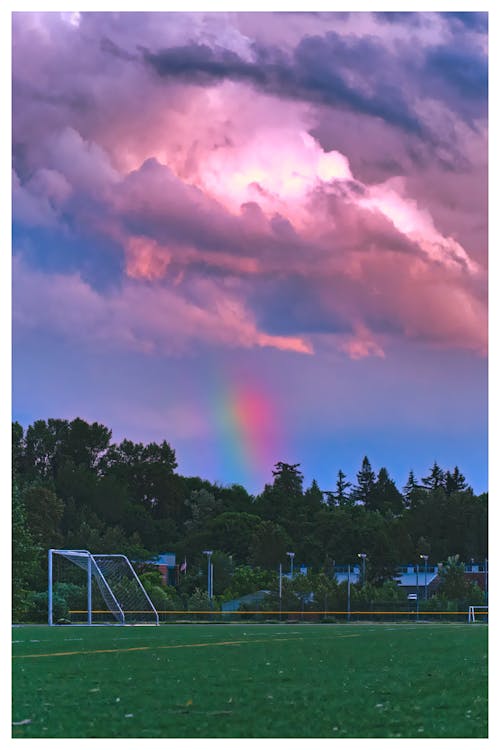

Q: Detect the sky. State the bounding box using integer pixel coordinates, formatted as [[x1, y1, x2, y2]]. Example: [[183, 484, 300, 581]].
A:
[[10, 8, 489, 496]]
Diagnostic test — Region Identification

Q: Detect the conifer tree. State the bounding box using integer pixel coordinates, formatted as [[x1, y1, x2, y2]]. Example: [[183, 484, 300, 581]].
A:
[[369, 467, 404, 516], [334, 469, 352, 507], [445, 466, 468, 495], [352, 456, 376, 505], [422, 461, 446, 492]]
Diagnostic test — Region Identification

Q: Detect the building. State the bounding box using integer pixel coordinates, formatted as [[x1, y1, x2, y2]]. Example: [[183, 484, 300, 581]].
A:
[[333, 564, 440, 597], [140, 552, 178, 586], [464, 562, 488, 591], [393, 565, 440, 597]]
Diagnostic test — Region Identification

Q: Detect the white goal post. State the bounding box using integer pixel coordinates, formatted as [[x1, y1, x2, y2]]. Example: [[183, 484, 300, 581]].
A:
[[468, 605, 488, 623], [48, 549, 159, 625]]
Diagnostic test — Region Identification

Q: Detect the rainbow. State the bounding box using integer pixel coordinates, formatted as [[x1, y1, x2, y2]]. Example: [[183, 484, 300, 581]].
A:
[[211, 375, 280, 490]]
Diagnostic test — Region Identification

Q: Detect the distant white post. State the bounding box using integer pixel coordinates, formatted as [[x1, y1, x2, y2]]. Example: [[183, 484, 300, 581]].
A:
[[357, 553, 367, 587], [48, 548, 53, 626], [347, 564, 351, 622], [87, 553, 92, 625], [279, 563, 282, 619], [420, 554, 429, 600], [203, 550, 213, 600], [416, 564, 419, 621]]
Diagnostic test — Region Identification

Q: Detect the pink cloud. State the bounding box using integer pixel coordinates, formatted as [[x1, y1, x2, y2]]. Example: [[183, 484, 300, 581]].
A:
[[338, 325, 386, 360], [13, 255, 312, 357], [125, 236, 171, 281], [12, 12, 487, 362]]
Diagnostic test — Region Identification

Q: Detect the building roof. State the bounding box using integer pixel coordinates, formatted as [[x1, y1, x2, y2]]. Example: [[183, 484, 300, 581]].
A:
[[145, 552, 177, 567], [333, 565, 439, 588], [394, 571, 439, 588], [222, 590, 270, 612]]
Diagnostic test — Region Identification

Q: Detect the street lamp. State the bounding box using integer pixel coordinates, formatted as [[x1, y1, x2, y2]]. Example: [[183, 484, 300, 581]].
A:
[[286, 551, 295, 579], [357, 553, 367, 587], [278, 562, 283, 620], [203, 550, 213, 599], [420, 554, 429, 600]]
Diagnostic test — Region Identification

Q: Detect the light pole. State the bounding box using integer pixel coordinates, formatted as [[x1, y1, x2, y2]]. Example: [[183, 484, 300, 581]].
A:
[[279, 563, 283, 620], [203, 550, 213, 600], [347, 563, 351, 623], [420, 554, 429, 600], [287, 551, 295, 579], [357, 553, 367, 587], [415, 563, 419, 621]]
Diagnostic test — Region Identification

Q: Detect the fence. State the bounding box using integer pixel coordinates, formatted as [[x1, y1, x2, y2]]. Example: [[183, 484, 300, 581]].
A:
[[67, 607, 486, 624]]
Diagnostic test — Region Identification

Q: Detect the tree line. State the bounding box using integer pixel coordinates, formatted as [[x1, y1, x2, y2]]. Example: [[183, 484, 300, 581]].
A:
[[12, 418, 487, 619]]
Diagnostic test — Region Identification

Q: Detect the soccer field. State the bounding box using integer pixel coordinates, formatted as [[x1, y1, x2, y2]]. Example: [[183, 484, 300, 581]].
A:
[[12, 622, 487, 738]]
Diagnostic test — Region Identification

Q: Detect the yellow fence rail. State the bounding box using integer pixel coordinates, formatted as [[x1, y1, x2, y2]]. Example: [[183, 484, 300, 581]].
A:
[[69, 609, 487, 616]]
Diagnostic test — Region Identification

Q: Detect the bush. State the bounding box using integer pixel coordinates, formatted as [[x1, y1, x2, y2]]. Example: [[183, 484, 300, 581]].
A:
[[188, 587, 213, 613], [54, 582, 87, 610], [27, 591, 68, 622]]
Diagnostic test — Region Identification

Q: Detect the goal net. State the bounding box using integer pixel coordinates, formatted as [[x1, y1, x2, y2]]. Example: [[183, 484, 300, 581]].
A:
[[468, 605, 488, 623], [48, 549, 159, 625]]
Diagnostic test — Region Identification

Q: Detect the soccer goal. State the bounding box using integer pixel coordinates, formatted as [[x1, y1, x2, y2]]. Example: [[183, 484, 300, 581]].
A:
[[48, 549, 159, 625], [468, 605, 488, 623]]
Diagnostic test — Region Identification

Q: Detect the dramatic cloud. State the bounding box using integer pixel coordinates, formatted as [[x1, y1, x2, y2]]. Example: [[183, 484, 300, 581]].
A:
[[11, 11, 488, 491], [12, 255, 313, 356]]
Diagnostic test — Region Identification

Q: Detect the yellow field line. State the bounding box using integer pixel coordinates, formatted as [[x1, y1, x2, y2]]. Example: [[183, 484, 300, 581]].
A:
[[13, 636, 304, 660]]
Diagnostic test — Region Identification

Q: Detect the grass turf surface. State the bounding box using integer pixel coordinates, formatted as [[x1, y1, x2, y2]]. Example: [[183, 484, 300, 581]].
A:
[[12, 622, 487, 738]]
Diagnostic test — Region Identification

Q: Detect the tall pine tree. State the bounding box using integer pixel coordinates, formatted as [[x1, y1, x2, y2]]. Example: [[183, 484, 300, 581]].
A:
[[352, 456, 376, 506], [334, 469, 353, 507]]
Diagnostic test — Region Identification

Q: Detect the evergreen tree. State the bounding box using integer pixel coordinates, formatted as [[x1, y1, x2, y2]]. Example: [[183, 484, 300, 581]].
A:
[[422, 461, 446, 492], [369, 467, 404, 516], [255, 462, 304, 527], [403, 470, 418, 503], [334, 469, 352, 507], [445, 466, 468, 495], [403, 469, 427, 511], [304, 479, 323, 513], [352, 456, 376, 505], [271, 462, 304, 496]]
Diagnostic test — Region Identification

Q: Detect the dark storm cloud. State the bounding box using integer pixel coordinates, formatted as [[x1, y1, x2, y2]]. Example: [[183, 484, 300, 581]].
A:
[[247, 274, 354, 336], [142, 43, 264, 85], [373, 11, 488, 34], [100, 36, 139, 62], [440, 12, 488, 34], [144, 22, 487, 141], [143, 33, 424, 137], [372, 12, 423, 26], [424, 45, 488, 103]]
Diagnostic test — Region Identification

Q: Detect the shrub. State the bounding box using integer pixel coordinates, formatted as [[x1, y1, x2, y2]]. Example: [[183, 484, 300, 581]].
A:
[[27, 591, 67, 622]]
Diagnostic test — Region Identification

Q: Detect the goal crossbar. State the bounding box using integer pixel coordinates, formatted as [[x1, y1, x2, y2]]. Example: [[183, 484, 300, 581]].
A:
[[48, 549, 159, 626]]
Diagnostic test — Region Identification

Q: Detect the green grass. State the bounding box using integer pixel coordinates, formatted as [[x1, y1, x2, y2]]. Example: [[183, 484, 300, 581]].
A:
[[12, 622, 487, 738]]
